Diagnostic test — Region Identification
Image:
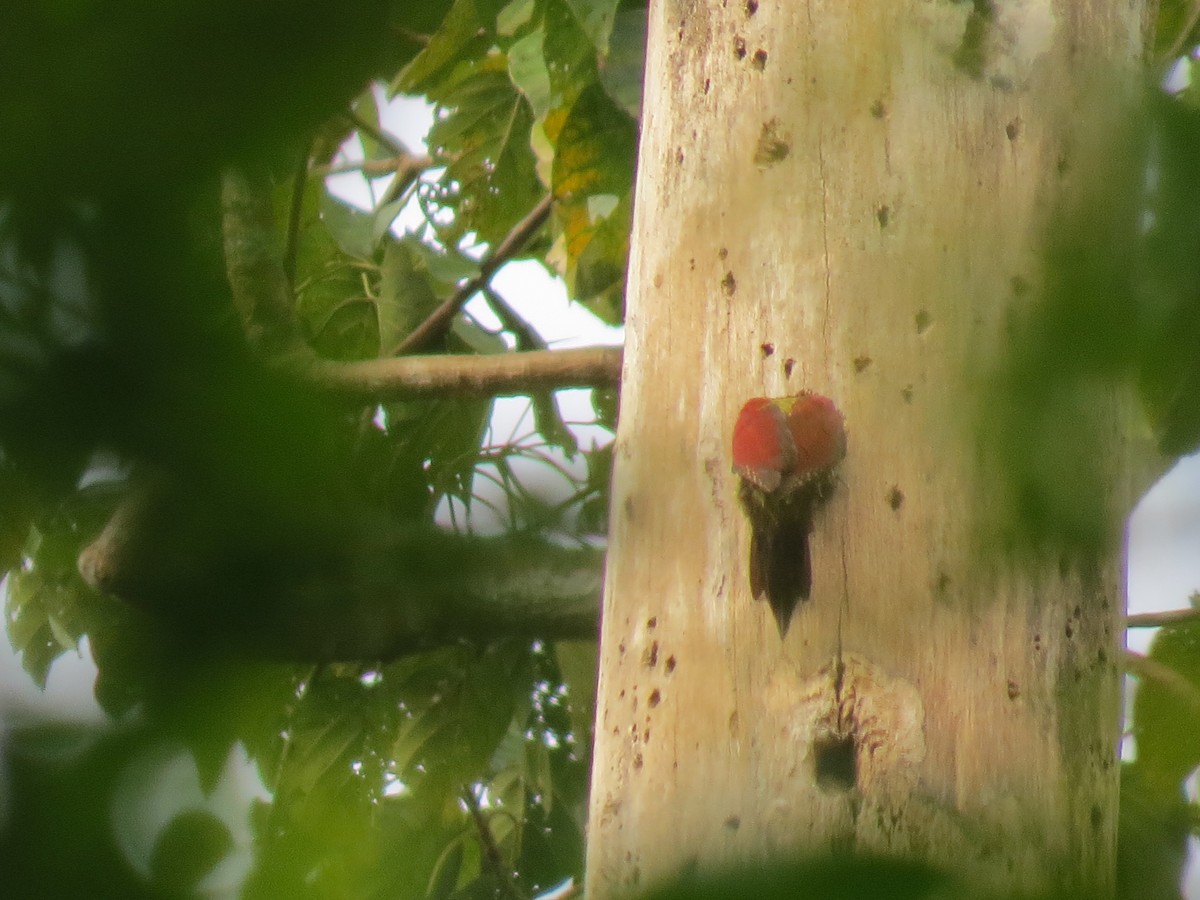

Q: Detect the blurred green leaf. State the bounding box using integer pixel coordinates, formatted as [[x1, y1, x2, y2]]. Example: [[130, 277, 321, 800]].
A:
[[639, 857, 954, 900], [590, 383, 618, 428], [149, 809, 234, 896], [6, 569, 67, 688], [423, 397, 496, 503], [0, 461, 36, 572], [394, 0, 505, 96], [1132, 618, 1200, 796], [978, 87, 1148, 557], [551, 82, 636, 319], [509, 27, 555, 120], [1117, 763, 1191, 900], [498, 0, 538, 37], [321, 191, 378, 260], [378, 238, 442, 353], [544, 0, 600, 104], [555, 638, 598, 761], [598, 8, 646, 118], [351, 88, 385, 160], [1, 722, 158, 898], [5, 488, 123, 688], [285, 171, 376, 359], [403, 233, 483, 287], [1135, 94, 1200, 456], [532, 391, 578, 456], [561, 0, 620, 53], [1155, 0, 1197, 59], [312, 298, 381, 360]]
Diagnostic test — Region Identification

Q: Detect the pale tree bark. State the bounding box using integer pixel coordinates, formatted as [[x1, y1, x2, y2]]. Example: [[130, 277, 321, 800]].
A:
[[586, 2, 1150, 898]]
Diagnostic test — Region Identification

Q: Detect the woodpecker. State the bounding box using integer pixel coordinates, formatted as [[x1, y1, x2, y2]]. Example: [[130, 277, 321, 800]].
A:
[[731, 393, 846, 634]]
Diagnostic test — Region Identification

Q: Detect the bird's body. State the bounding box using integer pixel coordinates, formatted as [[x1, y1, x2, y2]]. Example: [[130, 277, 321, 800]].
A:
[[732, 393, 846, 634]]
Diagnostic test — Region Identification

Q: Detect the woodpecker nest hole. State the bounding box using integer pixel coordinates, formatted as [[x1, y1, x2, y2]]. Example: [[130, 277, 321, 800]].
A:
[[774, 653, 926, 799]]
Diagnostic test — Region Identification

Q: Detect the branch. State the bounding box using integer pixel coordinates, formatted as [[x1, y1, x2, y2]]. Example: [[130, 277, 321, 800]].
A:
[[282, 148, 310, 291], [462, 787, 524, 900], [484, 286, 548, 352], [391, 195, 554, 356], [344, 110, 409, 159], [1127, 606, 1200, 628], [77, 479, 602, 662], [1123, 650, 1200, 711], [1161, 0, 1200, 64], [315, 154, 433, 178], [307, 346, 621, 400]]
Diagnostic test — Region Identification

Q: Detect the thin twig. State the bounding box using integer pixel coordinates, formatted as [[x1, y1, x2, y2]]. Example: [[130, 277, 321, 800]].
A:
[[1123, 650, 1200, 710], [391, 25, 432, 47], [461, 785, 524, 900], [308, 346, 622, 400], [391, 195, 555, 356], [532, 879, 578, 900], [344, 110, 408, 158], [1162, 0, 1200, 64], [283, 148, 309, 292], [484, 286, 548, 351], [315, 154, 434, 178], [1127, 608, 1200, 628]]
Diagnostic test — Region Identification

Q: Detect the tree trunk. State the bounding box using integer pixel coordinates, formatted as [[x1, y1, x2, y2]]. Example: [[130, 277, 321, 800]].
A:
[[586, 2, 1149, 897]]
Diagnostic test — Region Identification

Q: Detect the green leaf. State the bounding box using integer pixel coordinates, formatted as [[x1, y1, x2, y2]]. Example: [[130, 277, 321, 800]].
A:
[[551, 82, 636, 319], [390, 643, 530, 805], [1117, 763, 1191, 900], [1155, 0, 1198, 58], [393, 0, 496, 95], [321, 191, 378, 259], [425, 55, 544, 245], [508, 28, 554, 120], [402, 234, 482, 287], [351, 87, 385, 160], [286, 174, 377, 359], [497, 0, 537, 36], [149, 810, 234, 896], [526, 737, 554, 814], [422, 397, 496, 503], [378, 239, 442, 354], [5, 571, 65, 689], [426, 837, 467, 899], [543, 0, 599, 103], [554, 638, 598, 757], [1132, 618, 1200, 796], [371, 193, 411, 245], [392, 704, 447, 779], [311, 299, 380, 360], [573, 190, 630, 316], [1134, 97, 1200, 456], [590, 384, 618, 429], [560, 0, 620, 55], [287, 715, 360, 797], [0, 463, 36, 574], [451, 316, 510, 355], [4, 510, 100, 687], [531, 392, 577, 456], [598, 9, 646, 118]]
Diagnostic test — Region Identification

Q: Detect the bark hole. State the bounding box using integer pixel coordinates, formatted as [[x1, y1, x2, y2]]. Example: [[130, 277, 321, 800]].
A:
[[814, 734, 857, 791], [775, 653, 926, 799]]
